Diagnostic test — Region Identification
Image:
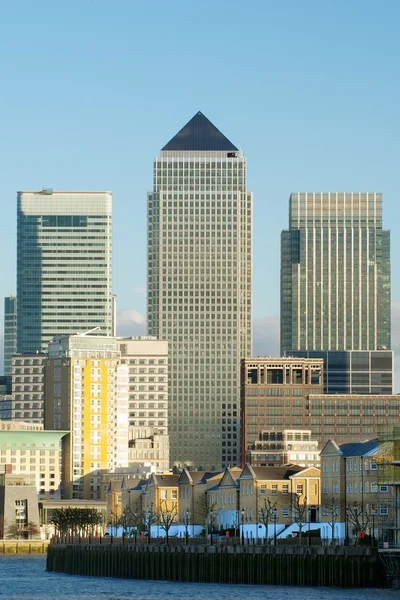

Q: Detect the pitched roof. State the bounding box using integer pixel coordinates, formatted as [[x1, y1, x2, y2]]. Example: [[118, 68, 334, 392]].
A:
[[339, 439, 378, 457], [162, 111, 238, 152], [248, 465, 304, 480]]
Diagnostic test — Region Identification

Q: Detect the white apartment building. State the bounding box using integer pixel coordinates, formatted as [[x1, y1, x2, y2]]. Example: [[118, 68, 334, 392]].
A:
[[118, 337, 169, 472]]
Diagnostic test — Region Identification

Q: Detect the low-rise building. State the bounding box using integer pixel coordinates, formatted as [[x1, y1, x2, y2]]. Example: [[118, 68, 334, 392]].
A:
[[0, 465, 40, 539], [246, 429, 320, 468]]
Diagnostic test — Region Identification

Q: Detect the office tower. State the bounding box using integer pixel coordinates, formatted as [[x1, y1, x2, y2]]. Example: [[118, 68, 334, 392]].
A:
[[281, 192, 391, 354], [44, 335, 129, 500], [4, 295, 17, 377], [17, 190, 113, 354], [289, 350, 393, 394], [147, 111, 252, 469], [118, 337, 169, 472], [11, 353, 46, 423], [241, 357, 324, 464], [241, 357, 400, 450]]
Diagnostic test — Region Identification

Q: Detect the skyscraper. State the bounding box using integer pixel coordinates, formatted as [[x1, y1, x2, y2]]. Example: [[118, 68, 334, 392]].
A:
[[17, 190, 113, 354], [147, 112, 252, 469], [281, 192, 391, 354], [4, 295, 17, 377]]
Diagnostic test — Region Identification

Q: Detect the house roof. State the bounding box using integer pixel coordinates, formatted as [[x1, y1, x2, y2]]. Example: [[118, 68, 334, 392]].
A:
[[161, 111, 238, 152], [339, 439, 378, 457], [247, 465, 305, 480]]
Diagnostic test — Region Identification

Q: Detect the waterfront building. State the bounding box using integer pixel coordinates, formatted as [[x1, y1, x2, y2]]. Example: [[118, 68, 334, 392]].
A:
[[281, 192, 391, 355], [177, 468, 224, 526], [118, 337, 169, 472], [0, 465, 41, 539], [241, 357, 324, 465], [289, 349, 393, 395], [10, 353, 46, 423], [4, 295, 16, 377], [320, 438, 396, 542], [147, 111, 252, 469], [142, 472, 180, 519], [246, 429, 320, 468], [17, 190, 113, 354], [0, 424, 66, 499], [236, 464, 321, 534], [44, 335, 129, 500]]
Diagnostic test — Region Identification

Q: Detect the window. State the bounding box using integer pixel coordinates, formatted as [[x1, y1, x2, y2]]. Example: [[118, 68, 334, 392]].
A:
[[260, 484, 266, 495], [271, 484, 278, 495], [379, 485, 388, 493], [160, 490, 167, 500], [380, 505, 388, 516], [296, 484, 303, 495], [282, 484, 289, 495], [171, 490, 178, 500], [370, 461, 377, 470], [281, 508, 289, 517]]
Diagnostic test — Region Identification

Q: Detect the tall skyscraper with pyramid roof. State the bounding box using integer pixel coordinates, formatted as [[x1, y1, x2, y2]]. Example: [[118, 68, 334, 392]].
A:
[[147, 112, 252, 469]]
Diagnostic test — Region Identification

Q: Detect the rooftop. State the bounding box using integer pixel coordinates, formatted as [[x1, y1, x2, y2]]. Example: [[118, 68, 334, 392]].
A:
[[162, 111, 238, 152]]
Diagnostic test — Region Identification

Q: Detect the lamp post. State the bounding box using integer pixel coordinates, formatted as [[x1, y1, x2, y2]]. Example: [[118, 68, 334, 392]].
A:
[[133, 512, 137, 545], [273, 509, 278, 546], [241, 508, 245, 545], [185, 509, 189, 545], [371, 506, 377, 546]]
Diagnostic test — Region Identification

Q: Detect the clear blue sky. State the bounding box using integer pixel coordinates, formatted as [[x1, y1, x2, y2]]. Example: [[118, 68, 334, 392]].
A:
[[1, 1, 399, 365]]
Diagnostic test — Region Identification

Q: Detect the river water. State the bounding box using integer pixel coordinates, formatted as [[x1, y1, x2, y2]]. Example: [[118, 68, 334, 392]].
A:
[[0, 555, 396, 600]]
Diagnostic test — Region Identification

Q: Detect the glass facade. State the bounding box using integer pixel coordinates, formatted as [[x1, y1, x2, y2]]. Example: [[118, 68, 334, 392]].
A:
[[4, 295, 17, 377], [147, 113, 252, 469], [281, 192, 391, 354], [289, 350, 393, 395], [16, 191, 113, 354]]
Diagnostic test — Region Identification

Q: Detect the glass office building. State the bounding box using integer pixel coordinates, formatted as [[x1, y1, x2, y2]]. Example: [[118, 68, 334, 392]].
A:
[[147, 112, 252, 469], [281, 192, 391, 354], [4, 295, 17, 377], [289, 350, 393, 395], [17, 190, 113, 354]]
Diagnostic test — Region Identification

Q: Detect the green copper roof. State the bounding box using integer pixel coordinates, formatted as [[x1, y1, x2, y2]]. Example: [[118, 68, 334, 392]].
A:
[[0, 430, 68, 448]]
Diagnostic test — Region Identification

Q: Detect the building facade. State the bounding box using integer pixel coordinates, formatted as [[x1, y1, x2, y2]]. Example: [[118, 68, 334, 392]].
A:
[[118, 337, 169, 472], [17, 190, 113, 354], [289, 349, 393, 395], [281, 192, 391, 355], [147, 112, 252, 469], [241, 357, 324, 465], [4, 295, 16, 377], [44, 335, 129, 500], [246, 429, 320, 469], [0, 426, 66, 500], [10, 354, 46, 423]]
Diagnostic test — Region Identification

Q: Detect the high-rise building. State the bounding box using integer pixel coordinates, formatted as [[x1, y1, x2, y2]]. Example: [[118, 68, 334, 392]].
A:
[[281, 192, 391, 354], [4, 295, 17, 377], [17, 190, 113, 354], [147, 111, 252, 469], [11, 353, 46, 423], [118, 336, 169, 472], [44, 335, 129, 500]]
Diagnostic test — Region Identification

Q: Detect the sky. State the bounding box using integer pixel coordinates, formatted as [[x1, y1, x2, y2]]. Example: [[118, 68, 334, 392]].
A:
[[0, 1, 399, 377]]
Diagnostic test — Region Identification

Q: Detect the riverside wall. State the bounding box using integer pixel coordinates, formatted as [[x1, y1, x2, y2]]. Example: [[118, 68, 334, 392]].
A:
[[46, 542, 385, 587]]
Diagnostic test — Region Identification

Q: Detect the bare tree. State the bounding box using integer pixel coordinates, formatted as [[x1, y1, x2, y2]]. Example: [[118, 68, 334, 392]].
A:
[[143, 502, 158, 543], [346, 502, 370, 541], [26, 521, 40, 539], [158, 500, 178, 544], [258, 498, 277, 544], [325, 498, 340, 544], [291, 494, 308, 541], [7, 523, 22, 539]]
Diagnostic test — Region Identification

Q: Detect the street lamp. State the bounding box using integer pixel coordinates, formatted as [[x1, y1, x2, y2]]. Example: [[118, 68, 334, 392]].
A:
[[185, 509, 189, 545], [272, 509, 278, 546], [241, 508, 245, 545], [371, 506, 377, 546], [133, 512, 137, 545]]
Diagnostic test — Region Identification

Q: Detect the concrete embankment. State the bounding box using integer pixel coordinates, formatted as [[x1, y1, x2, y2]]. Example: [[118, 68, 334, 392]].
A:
[[46, 542, 385, 587], [0, 540, 49, 554]]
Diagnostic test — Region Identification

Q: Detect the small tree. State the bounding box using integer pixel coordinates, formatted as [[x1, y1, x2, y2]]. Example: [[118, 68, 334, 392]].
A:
[[291, 494, 308, 541], [258, 498, 277, 544], [26, 521, 40, 539], [158, 500, 178, 544], [325, 498, 340, 544], [7, 523, 22, 539], [143, 502, 158, 543], [346, 502, 370, 541]]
